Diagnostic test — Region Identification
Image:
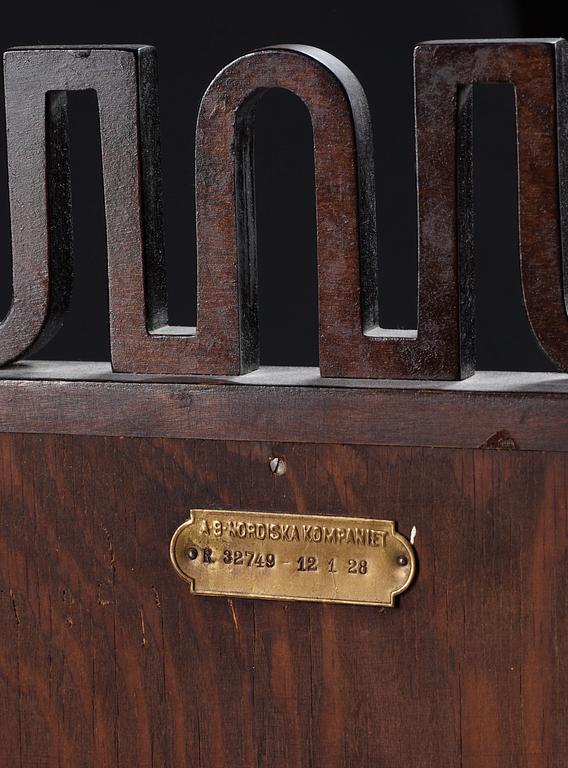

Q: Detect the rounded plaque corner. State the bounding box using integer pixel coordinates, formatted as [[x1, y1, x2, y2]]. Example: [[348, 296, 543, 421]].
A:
[[169, 516, 197, 587], [389, 531, 417, 601]]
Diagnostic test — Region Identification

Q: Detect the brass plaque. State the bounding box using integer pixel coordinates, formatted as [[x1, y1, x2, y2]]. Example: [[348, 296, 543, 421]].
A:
[[170, 509, 415, 607]]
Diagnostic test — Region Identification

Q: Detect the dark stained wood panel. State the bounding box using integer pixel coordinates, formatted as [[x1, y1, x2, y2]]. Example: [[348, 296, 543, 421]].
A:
[[3, 367, 568, 453], [1, 433, 567, 767], [3, 40, 568, 380]]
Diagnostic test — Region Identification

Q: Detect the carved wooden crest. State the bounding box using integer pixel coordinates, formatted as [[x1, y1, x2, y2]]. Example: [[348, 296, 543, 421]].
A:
[[1, 40, 567, 379]]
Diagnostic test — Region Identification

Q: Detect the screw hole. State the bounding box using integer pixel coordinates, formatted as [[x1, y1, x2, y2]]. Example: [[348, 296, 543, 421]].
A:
[[269, 456, 287, 476]]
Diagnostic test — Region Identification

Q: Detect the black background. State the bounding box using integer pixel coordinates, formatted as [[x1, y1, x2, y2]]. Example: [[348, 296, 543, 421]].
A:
[[0, 0, 562, 371]]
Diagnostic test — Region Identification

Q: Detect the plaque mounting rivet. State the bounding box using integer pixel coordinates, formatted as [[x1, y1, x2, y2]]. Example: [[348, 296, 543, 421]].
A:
[[396, 555, 409, 566], [269, 456, 287, 476]]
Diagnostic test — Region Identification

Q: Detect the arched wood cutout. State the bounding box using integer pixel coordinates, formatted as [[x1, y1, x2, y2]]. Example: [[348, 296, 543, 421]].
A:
[[0, 46, 166, 369], [1, 41, 568, 378], [329, 37, 568, 378], [0, 44, 378, 376], [412, 38, 568, 378]]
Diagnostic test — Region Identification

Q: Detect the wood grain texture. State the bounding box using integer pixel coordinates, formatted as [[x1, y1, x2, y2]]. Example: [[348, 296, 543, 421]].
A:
[[2, 364, 568, 452], [0, 45, 174, 370], [0, 51, 74, 364], [3, 40, 568, 379], [110, 43, 379, 376], [414, 38, 568, 376], [1, 433, 567, 767], [0, 44, 379, 377]]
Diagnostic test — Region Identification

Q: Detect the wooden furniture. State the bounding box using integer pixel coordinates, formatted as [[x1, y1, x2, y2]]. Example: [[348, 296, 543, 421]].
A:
[[1, 40, 568, 767]]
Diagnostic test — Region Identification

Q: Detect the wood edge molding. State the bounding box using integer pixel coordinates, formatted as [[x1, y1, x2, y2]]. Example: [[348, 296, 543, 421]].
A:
[[1, 363, 568, 452]]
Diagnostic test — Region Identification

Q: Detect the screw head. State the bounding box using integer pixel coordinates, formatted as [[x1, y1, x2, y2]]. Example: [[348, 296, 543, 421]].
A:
[[396, 555, 409, 567], [269, 456, 287, 476]]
